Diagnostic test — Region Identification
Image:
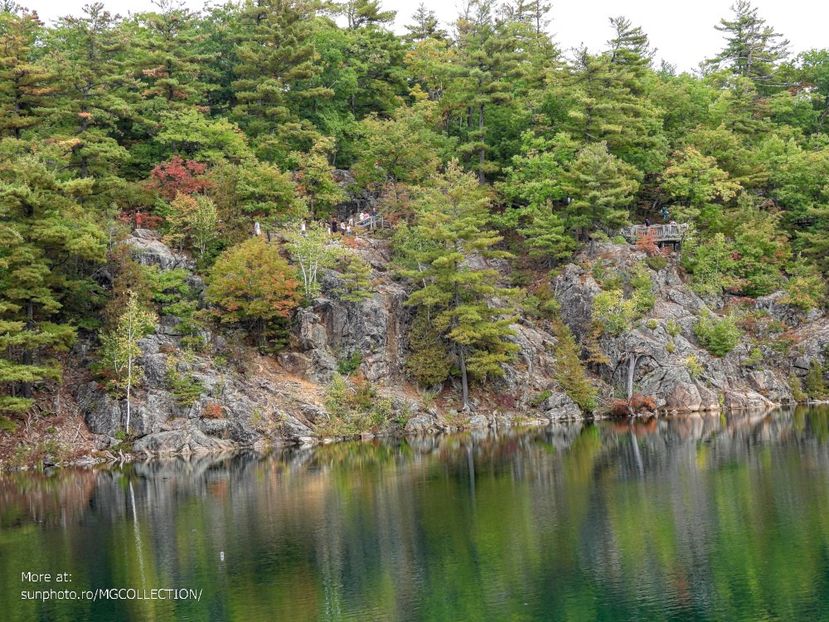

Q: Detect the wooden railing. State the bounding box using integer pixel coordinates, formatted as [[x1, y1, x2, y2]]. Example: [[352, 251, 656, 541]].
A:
[[619, 223, 690, 244]]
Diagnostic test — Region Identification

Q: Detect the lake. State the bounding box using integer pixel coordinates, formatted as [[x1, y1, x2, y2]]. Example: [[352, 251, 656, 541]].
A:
[[3, 407, 829, 621]]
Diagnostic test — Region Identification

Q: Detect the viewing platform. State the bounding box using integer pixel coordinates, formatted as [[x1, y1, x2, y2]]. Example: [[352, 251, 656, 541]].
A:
[[619, 223, 690, 245]]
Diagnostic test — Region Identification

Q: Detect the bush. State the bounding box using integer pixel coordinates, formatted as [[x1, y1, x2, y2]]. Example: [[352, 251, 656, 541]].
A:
[[406, 310, 452, 387], [552, 321, 597, 412], [321, 374, 394, 436], [789, 373, 807, 402], [666, 318, 681, 337], [693, 313, 741, 357], [530, 389, 552, 408], [593, 289, 636, 336], [337, 352, 363, 375], [805, 361, 827, 400], [686, 355, 704, 379], [201, 401, 224, 419], [645, 255, 668, 271], [630, 264, 655, 314], [166, 361, 204, 407]]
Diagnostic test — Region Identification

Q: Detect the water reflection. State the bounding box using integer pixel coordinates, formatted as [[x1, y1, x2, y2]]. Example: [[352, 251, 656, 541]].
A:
[[3, 407, 829, 621]]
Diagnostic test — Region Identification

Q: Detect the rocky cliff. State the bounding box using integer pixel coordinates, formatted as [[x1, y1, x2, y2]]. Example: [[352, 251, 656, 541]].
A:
[[71, 231, 829, 459]]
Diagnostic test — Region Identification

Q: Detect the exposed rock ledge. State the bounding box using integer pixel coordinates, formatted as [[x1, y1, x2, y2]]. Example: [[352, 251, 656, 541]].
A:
[[69, 232, 829, 459]]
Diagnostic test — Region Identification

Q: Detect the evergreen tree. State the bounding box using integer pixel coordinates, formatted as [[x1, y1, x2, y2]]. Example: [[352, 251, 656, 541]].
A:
[[399, 161, 517, 409], [562, 142, 641, 236], [0, 151, 106, 412], [405, 4, 447, 42], [704, 0, 789, 89], [232, 0, 332, 162], [0, 8, 54, 138]]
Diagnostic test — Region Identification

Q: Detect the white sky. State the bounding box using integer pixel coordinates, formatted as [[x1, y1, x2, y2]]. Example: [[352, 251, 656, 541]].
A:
[[20, 0, 829, 72]]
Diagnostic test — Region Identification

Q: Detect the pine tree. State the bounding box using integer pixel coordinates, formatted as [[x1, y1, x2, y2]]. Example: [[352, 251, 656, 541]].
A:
[[704, 0, 789, 89], [338, 0, 395, 30], [292, 136, 345, 218], [399, 161, 517, 409], [451, 0, 522, 182], [563, 142, 641, 237], [0, 8, 54, 138], [405, 4, 447, 42], [46, 3, 131, 202], [232, 0, 332, 162], [0, 152, 106, 413]]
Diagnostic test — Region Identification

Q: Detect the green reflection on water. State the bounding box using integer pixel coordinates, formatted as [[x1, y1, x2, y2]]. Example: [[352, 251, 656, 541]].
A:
[[3, 407, 829, 621]]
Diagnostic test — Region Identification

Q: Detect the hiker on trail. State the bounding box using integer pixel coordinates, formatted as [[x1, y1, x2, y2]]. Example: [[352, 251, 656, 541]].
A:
[[660, 205, 670, 221], [300, 219, 306, 234], [254, 221, 261, 237], [330, 219, 338, 234], [644, 217, 651, 227]]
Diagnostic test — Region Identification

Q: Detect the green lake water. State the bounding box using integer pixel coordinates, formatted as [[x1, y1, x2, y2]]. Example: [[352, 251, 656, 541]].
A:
[[3, 407, 829, 621]]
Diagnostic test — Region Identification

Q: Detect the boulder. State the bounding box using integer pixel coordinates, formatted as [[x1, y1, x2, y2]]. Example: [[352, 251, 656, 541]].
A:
[[132, 427, 235, 456]]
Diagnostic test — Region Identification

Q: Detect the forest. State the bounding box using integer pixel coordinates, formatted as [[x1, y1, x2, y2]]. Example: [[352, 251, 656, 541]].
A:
[[1, 0, 829, 430]]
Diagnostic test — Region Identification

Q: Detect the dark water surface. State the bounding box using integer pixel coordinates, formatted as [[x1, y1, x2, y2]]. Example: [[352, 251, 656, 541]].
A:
[[3, 407, 829, 621]]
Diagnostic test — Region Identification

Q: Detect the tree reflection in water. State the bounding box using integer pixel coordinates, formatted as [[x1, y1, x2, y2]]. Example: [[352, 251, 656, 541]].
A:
[[2, 406, 829, 621]]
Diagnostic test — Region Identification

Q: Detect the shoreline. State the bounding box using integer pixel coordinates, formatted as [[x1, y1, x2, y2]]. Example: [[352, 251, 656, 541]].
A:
[[7, 400, 827, 472]]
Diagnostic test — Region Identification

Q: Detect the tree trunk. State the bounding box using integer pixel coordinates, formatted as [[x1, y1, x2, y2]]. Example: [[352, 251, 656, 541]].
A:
[[459, 345, 470, 410], [627, 354, 637, 401]]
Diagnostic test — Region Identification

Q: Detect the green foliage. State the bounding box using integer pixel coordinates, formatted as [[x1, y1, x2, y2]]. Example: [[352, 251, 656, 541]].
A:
[[693, 313, 742, 357], [789, 373, 807, 402], [530, 389, 552, 408], [331, 252, 372, 303], [321, 373, 393, 436], [681, 232, 737, 297], [666, 319, 681, 337], [552, 321, 597, 412], [645, 255, 668, 271], [337, 352, 363, 376], [630, 263, 655, 314], [805, 361, 827, 400], [563, 142, 641, 235], [283, 221, 342, 301], [97, 291, 157, 432], [685, 354, 704, 379], [397, 162, 518, 407], [206, 237, 301, 349], [165, 360, 204, 408], [405, 309, 452, 388], [593, 290, 637, 336]]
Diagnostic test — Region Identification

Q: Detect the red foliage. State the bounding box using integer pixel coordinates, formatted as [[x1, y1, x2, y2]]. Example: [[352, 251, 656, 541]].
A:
[[146, 156, 211, 200], [635, 229, 659, 256], [609, 393, 657, 417], [201, 402, 224, 419], [117, 210, 163, 230]]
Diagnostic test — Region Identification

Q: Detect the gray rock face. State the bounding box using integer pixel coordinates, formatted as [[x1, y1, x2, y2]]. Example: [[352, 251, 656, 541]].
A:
[[132, 426, 235, 456], [123, 229, 195, 271], [297, 273, 408, 383]]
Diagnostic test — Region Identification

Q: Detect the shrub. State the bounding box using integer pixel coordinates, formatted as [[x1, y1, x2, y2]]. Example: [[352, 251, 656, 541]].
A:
[[337, 352, 363, 376], [166, 362, 204, 407], [630, 264, 655, 314], [666, 318, 681, 337], [321, 373, 394, 436], [693, 313, 741, 357], [406, 310, 452, 387], [647, 319, 658, 330], [201, 401, 224, 419], [635, 228, 659, 256], [742, 347, 763, 368], [530, 389, 552, 408], [666, 341, 676, 354], [789, 373, 807, 402], [593, 289, 636, 336], [645, 255, 668, 271], [553, 321, 597, 412], [805, 361, 827, 400], [685, 355, 704, 379]]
